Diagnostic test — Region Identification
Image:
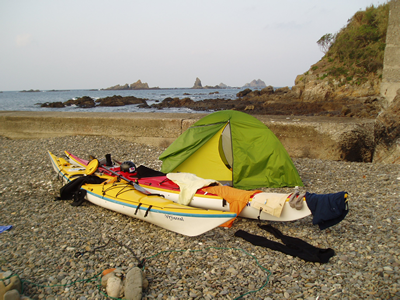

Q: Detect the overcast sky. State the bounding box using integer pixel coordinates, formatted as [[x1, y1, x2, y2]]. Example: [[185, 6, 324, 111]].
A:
[[0, 0, 387, 90]]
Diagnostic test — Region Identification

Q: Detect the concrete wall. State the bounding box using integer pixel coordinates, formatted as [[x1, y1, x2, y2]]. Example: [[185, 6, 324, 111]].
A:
[[0, 111, 199, 147], [381, 0, 400, 103], [0, 111, 376, 162]]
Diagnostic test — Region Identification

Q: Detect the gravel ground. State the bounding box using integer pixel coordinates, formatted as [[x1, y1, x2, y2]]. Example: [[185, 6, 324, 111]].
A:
[[0, 135, 399, 300]]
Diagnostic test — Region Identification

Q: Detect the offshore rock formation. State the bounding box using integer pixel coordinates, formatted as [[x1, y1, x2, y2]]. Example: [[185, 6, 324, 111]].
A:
[[218, 83, 228, 88], [191, 78, 229, 89], [20, 89, 41, 92], [243, 79, 266, 88], [192, 77, 203, 89], [103, 80, 156, 90], [130, 80, 149, 89]]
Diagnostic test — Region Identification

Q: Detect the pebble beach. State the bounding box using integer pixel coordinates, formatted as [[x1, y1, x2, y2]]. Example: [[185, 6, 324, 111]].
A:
[[1, 135, 400, 300]]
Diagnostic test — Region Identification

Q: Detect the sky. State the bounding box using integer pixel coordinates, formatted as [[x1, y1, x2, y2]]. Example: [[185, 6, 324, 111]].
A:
[[0, 0, 388, 90]]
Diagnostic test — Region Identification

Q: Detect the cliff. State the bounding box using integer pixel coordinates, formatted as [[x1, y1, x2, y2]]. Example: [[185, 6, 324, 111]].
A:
[[293, 59, 382, 102], [293, 3, 389, 103]]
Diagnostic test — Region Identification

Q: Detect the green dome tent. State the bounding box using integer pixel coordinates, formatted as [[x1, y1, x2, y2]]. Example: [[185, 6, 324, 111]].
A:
[[159, 110, 303, 190]]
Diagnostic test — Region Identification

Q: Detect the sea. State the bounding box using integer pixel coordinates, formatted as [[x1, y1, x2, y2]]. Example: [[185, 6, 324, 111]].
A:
[[0, 88, 244, 114]]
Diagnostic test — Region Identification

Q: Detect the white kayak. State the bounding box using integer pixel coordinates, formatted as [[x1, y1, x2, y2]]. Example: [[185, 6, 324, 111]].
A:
[[48, 151, 237, 236]]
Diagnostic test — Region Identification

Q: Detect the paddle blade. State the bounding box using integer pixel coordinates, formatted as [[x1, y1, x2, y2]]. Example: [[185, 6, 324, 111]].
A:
[[86, 159, 99, 175]]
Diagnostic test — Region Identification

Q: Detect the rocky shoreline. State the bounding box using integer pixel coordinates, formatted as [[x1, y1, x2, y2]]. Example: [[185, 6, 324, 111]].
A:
[[1, 135, 399, 299], [39, 86, 385, 119]]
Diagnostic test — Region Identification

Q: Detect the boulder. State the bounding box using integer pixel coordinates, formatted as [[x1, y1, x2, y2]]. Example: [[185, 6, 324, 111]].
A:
[[261, 85, 274, 95], [236, 88, 252, 98], [40, 101, 65, 108], [373, 88, 400, 163], [152, 97, 195, 109], [274, 86, 290, 95], [64, 96, 96, 108], [96, 95, 147, 107]]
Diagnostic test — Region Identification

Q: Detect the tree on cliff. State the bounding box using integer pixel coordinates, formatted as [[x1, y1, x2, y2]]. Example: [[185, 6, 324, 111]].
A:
[[317, 33, 335, 54]]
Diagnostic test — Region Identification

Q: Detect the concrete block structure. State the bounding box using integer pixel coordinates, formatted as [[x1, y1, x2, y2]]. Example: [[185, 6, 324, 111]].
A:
[[381, 0, 400, 103]]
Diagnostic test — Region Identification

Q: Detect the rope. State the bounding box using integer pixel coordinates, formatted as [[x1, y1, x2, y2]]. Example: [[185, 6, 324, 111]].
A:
[[75, 237, 144, 268]]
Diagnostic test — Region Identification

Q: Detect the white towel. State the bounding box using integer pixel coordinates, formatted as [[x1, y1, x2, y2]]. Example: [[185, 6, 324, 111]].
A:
[[167, 173, 220, 205]]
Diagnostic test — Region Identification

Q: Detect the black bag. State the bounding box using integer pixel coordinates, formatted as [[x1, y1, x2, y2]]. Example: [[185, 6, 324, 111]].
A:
[[55, 175, 106, 206]]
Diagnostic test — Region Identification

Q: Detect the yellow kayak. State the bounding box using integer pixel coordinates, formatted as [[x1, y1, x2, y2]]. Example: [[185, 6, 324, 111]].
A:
[[48, 151, 236, 236]]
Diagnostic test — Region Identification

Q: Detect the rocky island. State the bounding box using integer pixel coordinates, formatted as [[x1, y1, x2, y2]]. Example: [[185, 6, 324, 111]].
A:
[[243, 79, 267, 88], [20, 89, 41, 92], [102, 80, 158, 90], [191, 77, 231, 89]]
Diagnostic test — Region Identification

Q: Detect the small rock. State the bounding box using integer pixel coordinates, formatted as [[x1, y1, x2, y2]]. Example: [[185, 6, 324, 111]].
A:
[[0, 271, 12, 279], [124, 267, 143, 300], [102, 271, 117, 287], [106, 276, 122, 298], [383, 266, 393, 272], [3, 289, 20, 300]]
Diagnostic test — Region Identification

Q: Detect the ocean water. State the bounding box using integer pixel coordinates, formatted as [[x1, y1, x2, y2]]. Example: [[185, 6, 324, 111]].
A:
[[0, 88, 242, 113]]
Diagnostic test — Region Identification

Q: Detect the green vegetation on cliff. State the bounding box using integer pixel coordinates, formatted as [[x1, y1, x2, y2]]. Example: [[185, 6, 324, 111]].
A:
[[315, 3, 389, 85]]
